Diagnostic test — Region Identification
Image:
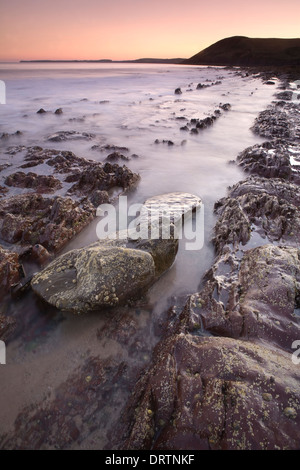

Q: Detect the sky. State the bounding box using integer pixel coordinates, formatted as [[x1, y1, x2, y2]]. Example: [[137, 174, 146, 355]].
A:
[[0, 0, 300, 61]]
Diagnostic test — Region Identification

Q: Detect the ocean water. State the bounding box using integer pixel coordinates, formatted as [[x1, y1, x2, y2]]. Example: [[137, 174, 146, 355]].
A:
[[0, 63, 278, 448]]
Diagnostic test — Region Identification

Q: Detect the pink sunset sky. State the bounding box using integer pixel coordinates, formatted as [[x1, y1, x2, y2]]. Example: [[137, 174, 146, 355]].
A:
[[0, 0, 299, 61]]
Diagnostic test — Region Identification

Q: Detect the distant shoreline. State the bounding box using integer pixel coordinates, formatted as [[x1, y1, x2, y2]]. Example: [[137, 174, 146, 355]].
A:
[[19, 58, 186, 64]]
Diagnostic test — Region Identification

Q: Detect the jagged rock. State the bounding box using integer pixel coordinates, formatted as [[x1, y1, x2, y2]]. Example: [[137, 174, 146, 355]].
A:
[[181, 244, 300, 351], [0, 193, 95, 252], [105, 152, 130, 162], [0, 245, 22, 299], [219, 103, 231, 110], [0, 313, 16, 341], [4, 171, 62, 193], [213, 177, 300, 253], [236, 141, 293, 179], [111, 333, 300, 450], [251, 108, 292, 139], [66, 162, 140, 196], [276, 91, 293, 101], [47, 131, 95, 142]]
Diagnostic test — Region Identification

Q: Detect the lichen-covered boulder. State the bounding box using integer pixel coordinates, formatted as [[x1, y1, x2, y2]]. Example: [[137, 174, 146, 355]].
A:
[[112, 334, 300, 450], [31, 244, 156, 314]]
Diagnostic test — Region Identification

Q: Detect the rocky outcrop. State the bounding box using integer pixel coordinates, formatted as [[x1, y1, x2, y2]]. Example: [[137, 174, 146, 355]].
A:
[[30, 192, 202, 313], [0, 145, 141, 307], [236, 140, 297, 180], [0, 193, 95, 252], [182, 244, 300, 351], [4, 171, 62, 193], [113, 333, 300, 450], [66, 162, 140, 197], [47, 131, 95, 142], [213, 177, 300, 254]]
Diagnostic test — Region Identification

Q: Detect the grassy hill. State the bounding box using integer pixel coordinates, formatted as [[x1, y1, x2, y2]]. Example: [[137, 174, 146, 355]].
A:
[[184, 36, 300, 66]]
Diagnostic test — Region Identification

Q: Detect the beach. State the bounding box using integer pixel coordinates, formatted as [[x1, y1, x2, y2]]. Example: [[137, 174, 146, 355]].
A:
[[0, 63, 299, 449]]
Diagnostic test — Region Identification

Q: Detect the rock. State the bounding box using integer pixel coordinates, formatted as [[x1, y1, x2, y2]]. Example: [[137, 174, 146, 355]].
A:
[[213, 177, 300, 253], [0, 193, 95, 253], [219, 103, 231, 111], [0, 186, 9, 197], [89, 190, 110, 208], [4, 171, 62, 193], [105, 152, 130, 162], [0, 245, 22, 299], [37, 108, 47, 114], [1, 131, 22, 139], [66, 161, 140, 196], [47, 131, 95, 142], [196, 83, 209, 89], [0, 313, 16, 341], [112, 334, 300, 450], [236, 140, 294, 180], [19, 244, 52, 266], [31, 244, 156, 313], [154, 139, 174, 146], [276, 91, 293, 101], [181, 244, 300, 351], [251, 108, 292, 139], [174, 88, 182, 95], [54, 108, 63, 114], [91, 144, 129, 153]]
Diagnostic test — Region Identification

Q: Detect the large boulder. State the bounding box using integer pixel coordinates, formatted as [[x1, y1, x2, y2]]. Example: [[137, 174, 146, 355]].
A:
[[31, 244, 156, 313]]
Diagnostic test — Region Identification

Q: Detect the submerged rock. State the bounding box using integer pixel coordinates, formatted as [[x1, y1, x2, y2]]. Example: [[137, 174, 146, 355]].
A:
[[47, 131, 95, 142]]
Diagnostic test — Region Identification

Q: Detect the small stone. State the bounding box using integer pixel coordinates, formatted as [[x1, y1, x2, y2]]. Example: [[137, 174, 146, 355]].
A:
[[262, 393, 272, 402], [283, 407, 297, 419]]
